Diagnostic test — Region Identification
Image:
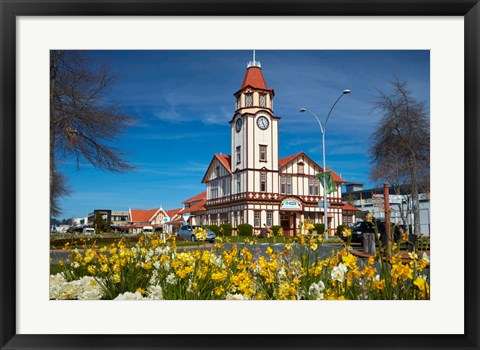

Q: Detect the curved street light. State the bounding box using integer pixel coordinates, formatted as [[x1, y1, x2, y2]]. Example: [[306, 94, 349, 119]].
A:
[[300, 89, 351, 237]]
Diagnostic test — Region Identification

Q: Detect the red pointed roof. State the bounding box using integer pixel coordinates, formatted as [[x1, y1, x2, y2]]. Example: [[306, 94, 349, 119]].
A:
[[182, 192, 206, 204], [278, 152, 347, 183], [278, 152, 303, 168], [166, 208, 182, 217], [239, 66, 274, 93], [342, 203, 361, 211], [215, 154, 232, 173], [201, 154, 232, 183], [180, 199, 206, 213], [241, 66, 268, 90], [130, 208, 160, 223], [326, 168, 347, 183]]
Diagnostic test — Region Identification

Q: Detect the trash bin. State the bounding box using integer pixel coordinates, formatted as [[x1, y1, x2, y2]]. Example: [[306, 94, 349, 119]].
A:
[[363, 232, 376, 254], [408, 234, 416, 253]]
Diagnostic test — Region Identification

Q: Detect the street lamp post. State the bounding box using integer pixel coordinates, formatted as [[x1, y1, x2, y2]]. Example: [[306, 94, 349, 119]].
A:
[[300, 89, 351, 238]]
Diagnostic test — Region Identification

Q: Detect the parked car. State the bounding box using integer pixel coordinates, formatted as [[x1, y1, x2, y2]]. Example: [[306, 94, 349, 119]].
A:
[[339, 221, 377, 243], [340, 219, 406, 245], [177, 224, 216, 243]]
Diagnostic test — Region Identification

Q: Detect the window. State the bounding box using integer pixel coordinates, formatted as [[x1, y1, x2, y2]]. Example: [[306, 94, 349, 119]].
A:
[[236, 96, 241, 110], [215, 166, 220, 177], [254, 211, 260, 227], [281, 175, 286, 194], [236, 173, 241, 193], [314, 177, 320, 196], [220, 213, 228, 224], [260, 172, 267, 192], [259, 145, 267, 162], [287, 176, 292, 194], [210, 181, 218, 199], [309, 177, 314, 195], [222, 179, 227, 196], [245, 93, 253, 107], [298, 163, 304, 174], [267, 211, 273, 227], [236, 146, 241, 164], [259, 94, 266, 107]]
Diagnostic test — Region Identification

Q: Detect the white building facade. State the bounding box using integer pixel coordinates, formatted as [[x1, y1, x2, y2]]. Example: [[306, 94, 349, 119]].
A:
[[202, 59, 347, 236]]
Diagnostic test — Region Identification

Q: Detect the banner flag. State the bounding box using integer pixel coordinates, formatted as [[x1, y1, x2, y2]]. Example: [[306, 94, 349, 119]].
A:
[[317, 171, 336, 194]]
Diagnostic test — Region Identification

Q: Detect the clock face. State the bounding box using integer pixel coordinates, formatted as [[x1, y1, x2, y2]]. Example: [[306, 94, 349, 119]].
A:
[[235, 118, 243, 132], [257, 116, 269, 130]]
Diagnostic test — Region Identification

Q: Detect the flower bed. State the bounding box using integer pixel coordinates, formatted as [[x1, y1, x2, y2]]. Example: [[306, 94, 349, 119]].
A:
[[50, 228, 429, 300]]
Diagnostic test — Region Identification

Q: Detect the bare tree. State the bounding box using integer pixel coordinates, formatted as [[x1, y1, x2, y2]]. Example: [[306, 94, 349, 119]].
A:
[[370, 78, 430, 236], [50, 50, 134, 217]]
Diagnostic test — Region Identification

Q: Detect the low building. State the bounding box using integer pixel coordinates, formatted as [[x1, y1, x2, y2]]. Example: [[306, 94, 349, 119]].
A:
[[342, 183, 430, 235], [127, 207, 169, 234], [163, 208, 183, 233], [111, 211, 129, 227], [180, 192, 207, 226]]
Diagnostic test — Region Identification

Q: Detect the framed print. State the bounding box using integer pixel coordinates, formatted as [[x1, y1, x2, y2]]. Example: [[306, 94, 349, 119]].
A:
[[1, 1, 479, 349]]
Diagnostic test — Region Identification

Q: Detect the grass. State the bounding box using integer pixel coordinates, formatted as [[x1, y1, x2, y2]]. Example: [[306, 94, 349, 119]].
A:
[[50, 264, 63, 275]]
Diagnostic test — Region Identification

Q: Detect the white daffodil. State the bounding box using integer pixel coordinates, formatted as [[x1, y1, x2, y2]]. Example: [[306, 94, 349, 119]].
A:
[[331, 266, 345, 282]]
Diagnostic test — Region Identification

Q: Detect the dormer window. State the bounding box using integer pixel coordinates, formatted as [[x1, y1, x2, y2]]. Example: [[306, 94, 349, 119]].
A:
[[259, 94, 266, 108], [245, 93, 253, 107]]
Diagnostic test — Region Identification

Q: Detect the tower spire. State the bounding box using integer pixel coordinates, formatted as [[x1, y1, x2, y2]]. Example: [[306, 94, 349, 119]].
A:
[[247, 50, 261, 68]]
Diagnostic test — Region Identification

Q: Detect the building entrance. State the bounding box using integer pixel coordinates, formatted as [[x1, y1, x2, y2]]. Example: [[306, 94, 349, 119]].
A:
[[280, 212, 296, 236]]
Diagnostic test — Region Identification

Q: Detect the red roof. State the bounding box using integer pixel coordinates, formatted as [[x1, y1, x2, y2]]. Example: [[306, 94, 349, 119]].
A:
[[182, 192, 206, 204], [343, 203, 361, 211], [215, 154, 231, 173], [201, 154, 233, 183], [181, 199, 206, 213], [278, 152, 303, 168], [241, 66, 268, 90], [278, 152, 346, 183], [326, 168, 347, 183], [238, 66, 274, 94], [166, 208, 182, 217], [130, 208, 159, 223]]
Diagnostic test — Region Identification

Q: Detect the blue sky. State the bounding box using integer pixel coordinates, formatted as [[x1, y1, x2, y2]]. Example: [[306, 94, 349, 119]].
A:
[[57, 50, 430, 219]]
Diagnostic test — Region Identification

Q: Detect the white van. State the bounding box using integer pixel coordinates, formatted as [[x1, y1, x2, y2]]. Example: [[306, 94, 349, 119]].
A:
[[83, 227, 95, 235], [143, 226, 154, 234]]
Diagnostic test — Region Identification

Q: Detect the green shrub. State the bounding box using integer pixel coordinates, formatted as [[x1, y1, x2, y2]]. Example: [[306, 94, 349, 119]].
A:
[[204, 225, 220, 235], [219, 223, 232, 236], [270, 225, 283, 236], [314, 224, 325, 234], [336, 225, 348, 237], [237, 223, 253, 236]]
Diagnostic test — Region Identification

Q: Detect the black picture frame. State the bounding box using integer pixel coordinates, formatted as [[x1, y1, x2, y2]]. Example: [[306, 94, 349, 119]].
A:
[[1, 1, 479, 349]]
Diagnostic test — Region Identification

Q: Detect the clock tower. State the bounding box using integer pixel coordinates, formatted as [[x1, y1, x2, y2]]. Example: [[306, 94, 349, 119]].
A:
[[230, 53, 280, 195]]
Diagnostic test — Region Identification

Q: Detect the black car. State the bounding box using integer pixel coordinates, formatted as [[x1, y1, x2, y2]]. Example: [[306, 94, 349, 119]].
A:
[[340, 221, 378, 244], [340, 219, 405, 245]]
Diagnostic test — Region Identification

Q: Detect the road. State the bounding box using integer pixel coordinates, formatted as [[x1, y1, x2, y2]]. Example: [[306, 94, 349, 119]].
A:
[[50, 242, 343, 265]]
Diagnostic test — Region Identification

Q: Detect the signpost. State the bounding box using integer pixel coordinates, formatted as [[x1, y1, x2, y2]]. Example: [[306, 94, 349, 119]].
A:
[[182, 213, 191, 223]]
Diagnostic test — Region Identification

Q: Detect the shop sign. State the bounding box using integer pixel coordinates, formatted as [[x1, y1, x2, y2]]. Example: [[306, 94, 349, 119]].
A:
[[281, 199, 302, 210]]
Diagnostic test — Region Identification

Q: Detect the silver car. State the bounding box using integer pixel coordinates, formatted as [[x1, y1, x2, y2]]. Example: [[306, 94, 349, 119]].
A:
[[177, 224, 216, 243]]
